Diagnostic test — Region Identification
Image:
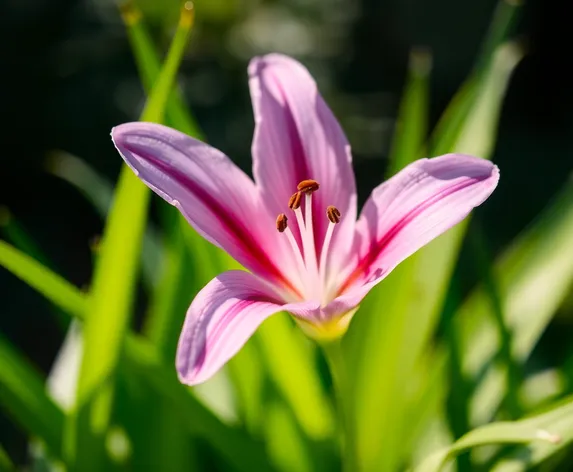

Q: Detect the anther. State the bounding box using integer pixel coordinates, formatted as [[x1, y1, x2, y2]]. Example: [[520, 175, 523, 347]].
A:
[[297, 179, 320, 193], [326, 206, 341, 224], [288, 191, 302, 210], [276, 213, 288, 232]]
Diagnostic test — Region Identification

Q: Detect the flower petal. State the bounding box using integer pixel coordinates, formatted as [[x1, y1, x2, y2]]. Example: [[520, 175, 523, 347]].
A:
[[249, 54, 357, 263], [339, 154, 499, 293], [176, 271, 318, 385], [112, 122, 300, 295]]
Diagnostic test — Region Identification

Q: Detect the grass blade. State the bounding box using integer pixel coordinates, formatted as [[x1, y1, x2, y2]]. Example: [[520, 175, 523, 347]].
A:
[[429, 0, 521, 156], [47, 151, 162, 288], [0, 443, 15, 472], [0, 240, 87, 319], [120, 0, 203, 138], [413, 414, 561, 472], [67, 5, 195, 470], [0, 334, 65, 458], [257, 314, 334, 440], [386, 48, 431, 177], [124, 336, 275, 472], [491, 398, 573, 471], [455, 177, 573, 426], [344, 25, 523, 472], [0, 232, 272, 472]]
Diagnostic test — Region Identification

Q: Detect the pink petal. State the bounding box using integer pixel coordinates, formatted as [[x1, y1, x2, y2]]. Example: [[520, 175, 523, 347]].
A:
[[112, 122, 301, 296], [249, 54, 357, 265], [176, 271, 319, 385], [339, 154, 499, 294]]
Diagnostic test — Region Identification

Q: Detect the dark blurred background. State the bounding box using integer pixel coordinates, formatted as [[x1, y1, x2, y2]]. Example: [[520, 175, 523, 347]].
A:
[[0, 0, 571, 464]]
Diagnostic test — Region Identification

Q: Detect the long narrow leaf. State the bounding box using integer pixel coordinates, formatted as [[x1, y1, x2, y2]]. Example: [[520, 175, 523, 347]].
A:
[[0, 233, 272, 472], [0, 334, 65, 458], [0, 443, 15, 472], [455, 177, 573, 426], [386, 48, 431, 177], [413, 397, 573, 472], [0, 240, 87, 319], [120, 0, 202, 137], [429, 0, 521, 156], [257, 314, 334, 440], [124, 336, 274, 472], [47, 151, 162, 288], [344, 37, 523, 471], [67, 5, 195, 470]]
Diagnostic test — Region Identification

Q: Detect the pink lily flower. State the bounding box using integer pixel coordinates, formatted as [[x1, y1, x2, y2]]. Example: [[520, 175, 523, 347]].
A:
[[112, 54, 499, 386]]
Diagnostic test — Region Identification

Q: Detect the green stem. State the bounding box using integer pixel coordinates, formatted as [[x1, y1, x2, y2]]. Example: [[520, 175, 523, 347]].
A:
[[322, 339, 355, 472]]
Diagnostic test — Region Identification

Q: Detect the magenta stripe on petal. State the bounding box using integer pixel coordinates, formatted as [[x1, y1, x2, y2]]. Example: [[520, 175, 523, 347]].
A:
[[138, 149, 299, 295], [112, 122, 303, 299], [176, 271, 318, 385], [342, 154, 499, 294]]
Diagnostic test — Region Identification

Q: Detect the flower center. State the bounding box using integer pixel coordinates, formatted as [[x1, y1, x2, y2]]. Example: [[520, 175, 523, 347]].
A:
[[276, 180, 340, 305]]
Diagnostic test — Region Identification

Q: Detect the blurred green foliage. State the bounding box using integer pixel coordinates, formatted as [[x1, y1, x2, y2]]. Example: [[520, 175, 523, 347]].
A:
[[1, 1, 573, 471]]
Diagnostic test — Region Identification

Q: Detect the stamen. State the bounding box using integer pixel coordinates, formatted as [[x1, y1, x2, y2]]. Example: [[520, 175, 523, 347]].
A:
[[297, 179, 319, 193], [276, 213, 288, 232], [288, 191, 302, 210], [283, 226, 310, 294], [302, 191, 320, 296], [319, 207, 342, 303], [326, 205, 341, 224], [277, 212, 310, 297]]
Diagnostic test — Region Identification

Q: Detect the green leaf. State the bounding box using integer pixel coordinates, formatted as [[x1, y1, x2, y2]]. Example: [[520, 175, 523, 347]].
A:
[[124, 336, 274, 472], [0, 443, 15, 472], [0, 240, 87, 320], [1, 209, 71, 330], [344, 22, 523, 472], [66, 5, 195, 470], [491, 398, 573, 471], [0, 208, 53, 270], [414, 398, 571, 472], [0, 237, 271, 472], [386, 48, 431, 177], [0, 334, 65, 457], [226, 338, 265, 433], [455, 177, 573, 426], [263, 397, 315, 472], [429, 0, 521, 156], [120, 0, 203, 138], [257, 314, 334, 440], [453, 41, 524, 157], [47, 151, 162, 288]]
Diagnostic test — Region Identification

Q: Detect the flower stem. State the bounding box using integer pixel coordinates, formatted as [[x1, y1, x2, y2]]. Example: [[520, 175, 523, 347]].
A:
[[321, 338, 355, 472]]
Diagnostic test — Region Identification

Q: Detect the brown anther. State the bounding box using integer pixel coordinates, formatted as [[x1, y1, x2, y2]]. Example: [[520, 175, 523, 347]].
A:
[[326, 206, 341, 224], [276, 213, 288, 233], [297, 179, 320, 193], [288, 191, 302, 210]]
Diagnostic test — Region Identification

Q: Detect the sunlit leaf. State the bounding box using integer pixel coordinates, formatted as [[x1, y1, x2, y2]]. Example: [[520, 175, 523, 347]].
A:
[[0, 239, 271, 472], [455, 177, 573, 426], [67, 5, 195, 469], [124, 336, 274, 472], [258, 314, 334, 440], [491, 398, 573, 471], [0, 240, 87, 319], [263, 397, 315, 472], [47, 151, 162, 289], [429, 0, 521, 156], [0, 334, 64, 458], [344, 5, 523, 467], [413, 397, 570, 472], [120, 0, 203, 138], [386, 48, 431, 177]]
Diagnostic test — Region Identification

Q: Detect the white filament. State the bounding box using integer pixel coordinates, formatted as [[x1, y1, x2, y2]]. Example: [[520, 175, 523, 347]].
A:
[[281, 191, 338, 303]]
